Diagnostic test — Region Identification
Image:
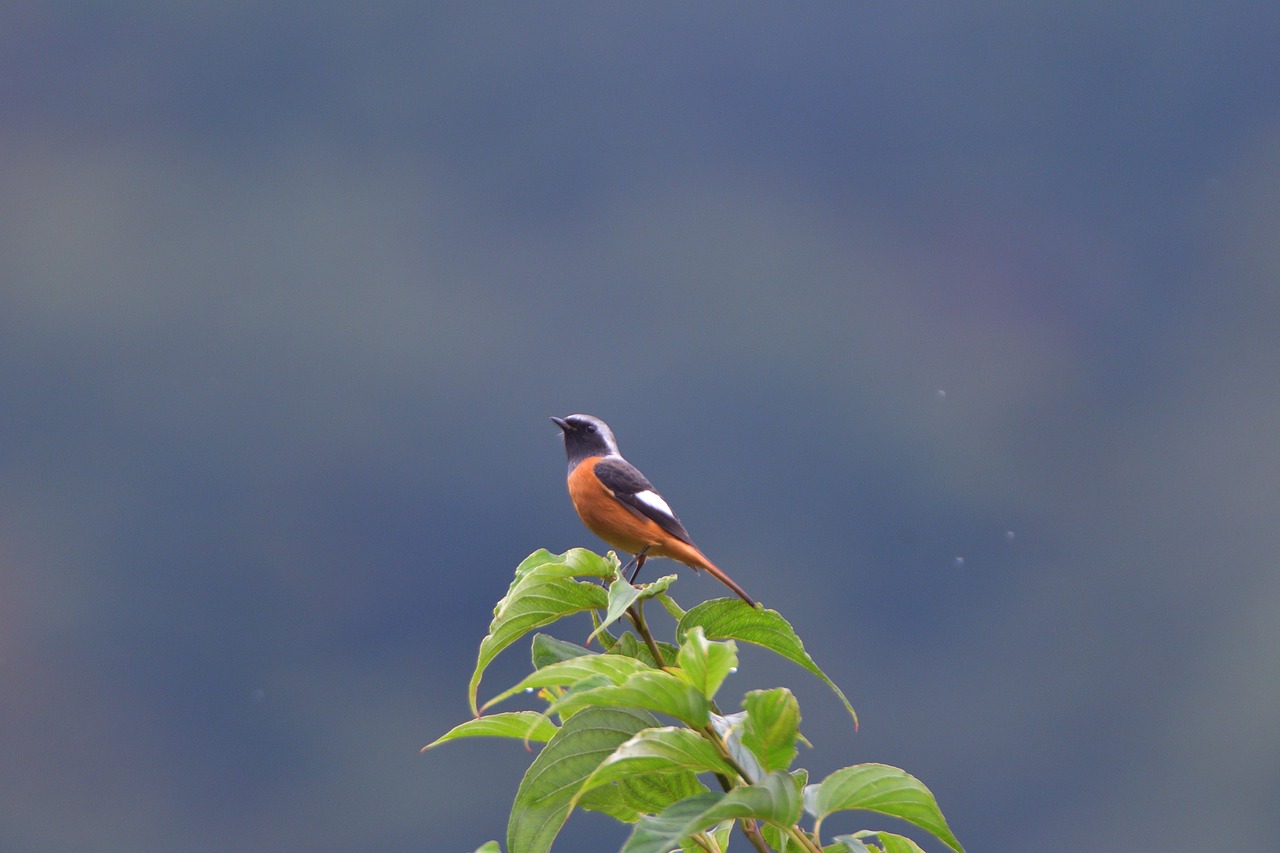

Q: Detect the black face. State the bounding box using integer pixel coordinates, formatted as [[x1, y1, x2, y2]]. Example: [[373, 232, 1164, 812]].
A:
[[552, 414, 617, 467]]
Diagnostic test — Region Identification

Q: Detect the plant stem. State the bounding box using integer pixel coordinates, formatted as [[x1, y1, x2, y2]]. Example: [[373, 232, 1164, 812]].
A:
[[699, 723, 754, 785], [785, 825, 824, 853], [739, 819, 772, 853], [626, 587, 813, 853], [626, 599, 666, 667], [687, 831, 716, 853]]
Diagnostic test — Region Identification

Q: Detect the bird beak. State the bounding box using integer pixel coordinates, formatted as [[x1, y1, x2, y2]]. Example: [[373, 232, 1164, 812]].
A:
[[550, 416, 570, 432]]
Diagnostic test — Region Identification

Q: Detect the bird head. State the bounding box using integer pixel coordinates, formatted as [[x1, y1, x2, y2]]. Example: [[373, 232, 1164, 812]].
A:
[[551, 414, 619, 463]]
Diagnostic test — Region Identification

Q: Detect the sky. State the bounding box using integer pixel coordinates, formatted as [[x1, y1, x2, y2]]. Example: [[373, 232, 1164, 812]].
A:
[[3, 4, 1280, 852]]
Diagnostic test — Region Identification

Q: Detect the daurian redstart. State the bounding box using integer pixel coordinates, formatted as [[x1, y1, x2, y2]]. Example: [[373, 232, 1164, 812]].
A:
[[552, 414, 755, 605]]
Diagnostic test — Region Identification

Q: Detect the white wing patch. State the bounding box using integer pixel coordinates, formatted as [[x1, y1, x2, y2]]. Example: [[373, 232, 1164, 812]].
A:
[[633, 489, 676, 520]]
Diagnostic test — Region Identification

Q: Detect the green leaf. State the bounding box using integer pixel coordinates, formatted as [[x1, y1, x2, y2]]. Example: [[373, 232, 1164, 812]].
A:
[[575, 781, 644, 823], [623, 792, 723, 853], [579, 767, 708, 822], [611, 632, 680, 668], [708, 711, 764, 781], [531, 633, 592, 669], [677, 821, 733, 853], [741, 688, 800, 772], [468, 550, 613, 713], [470, 842, 502, 853], [760, 823, 792, 852], [759, 771, 810, 852], [507, 706, 657, 853], [423, 711, 558, 749], [597, 578, 644, 636], [656, 592, 686, 621], [548, 670, 711, 727], [575, 726, 737, 804], [676, 626, 738, 700], [622, 771, 804, 853], [616, 773, 708, 817], [853, 832, 927, 853], [481, 654, 651, 711], [825, 838, 873, 853], [678, 599, 857, 726], [806, 764, 964, 853], [589, 575, 679, 642]]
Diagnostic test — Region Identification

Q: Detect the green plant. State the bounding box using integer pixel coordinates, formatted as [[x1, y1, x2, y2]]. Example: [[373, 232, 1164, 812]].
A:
[[426, 548, 965, 853]]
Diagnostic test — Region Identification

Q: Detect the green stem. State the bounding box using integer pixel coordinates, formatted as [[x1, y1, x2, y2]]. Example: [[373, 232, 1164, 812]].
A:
[[626, 599, 666, 668], [701, 723, 820, 853], [785, 825, 824, 853], [700, 723, 754, 785], [739, 819, 772, 853], [702, 731, 770, 853], [687, 831, 716, 853], [627, 589, 800, 853]]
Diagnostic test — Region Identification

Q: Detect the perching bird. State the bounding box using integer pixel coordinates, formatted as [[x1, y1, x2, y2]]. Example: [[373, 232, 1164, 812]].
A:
[[551, 414, 756, 606]]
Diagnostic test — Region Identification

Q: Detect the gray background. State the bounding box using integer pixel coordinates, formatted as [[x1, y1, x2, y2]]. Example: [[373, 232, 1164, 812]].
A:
[[4, 5, 1279, 851]]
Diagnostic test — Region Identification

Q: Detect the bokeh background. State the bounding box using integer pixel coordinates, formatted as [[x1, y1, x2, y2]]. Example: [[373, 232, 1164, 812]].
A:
[[4, 5, 1280, 851]]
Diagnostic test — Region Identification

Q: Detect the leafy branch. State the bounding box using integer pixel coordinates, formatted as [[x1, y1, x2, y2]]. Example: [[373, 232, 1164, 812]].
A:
[[426, 548, 965, 853]]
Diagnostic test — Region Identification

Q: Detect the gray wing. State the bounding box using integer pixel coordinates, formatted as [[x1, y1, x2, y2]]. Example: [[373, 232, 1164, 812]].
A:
[[593, 457, 695, 545]]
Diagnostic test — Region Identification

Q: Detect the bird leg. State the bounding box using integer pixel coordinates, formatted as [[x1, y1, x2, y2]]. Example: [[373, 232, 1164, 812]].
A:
[[620, 546, 650, 583]]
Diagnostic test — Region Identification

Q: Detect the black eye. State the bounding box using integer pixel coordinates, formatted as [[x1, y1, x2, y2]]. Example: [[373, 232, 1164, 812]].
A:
[[584, 423, 596, 433]]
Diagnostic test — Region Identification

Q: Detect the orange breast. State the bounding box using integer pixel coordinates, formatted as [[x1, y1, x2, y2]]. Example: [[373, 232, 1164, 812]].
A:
[[567, 457, 665, 555], [566, 459, 753, 603], [566, 458, 716, 570]]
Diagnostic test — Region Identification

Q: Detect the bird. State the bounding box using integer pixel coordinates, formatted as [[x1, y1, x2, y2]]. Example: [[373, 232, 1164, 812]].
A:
[[551, 414, 756, 606]]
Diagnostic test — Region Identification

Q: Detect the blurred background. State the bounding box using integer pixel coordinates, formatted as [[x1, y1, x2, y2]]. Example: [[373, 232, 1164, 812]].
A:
[[3, 4, 1279, 851]]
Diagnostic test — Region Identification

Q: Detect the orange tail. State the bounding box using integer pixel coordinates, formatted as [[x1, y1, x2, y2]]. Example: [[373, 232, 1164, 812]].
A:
[[662, 539, 756, 606], [697, 557, 757, 607]]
